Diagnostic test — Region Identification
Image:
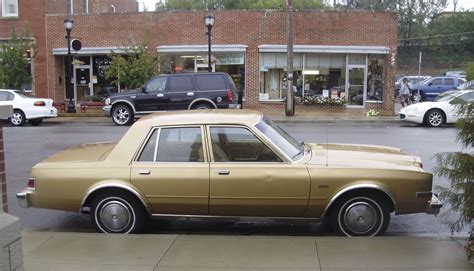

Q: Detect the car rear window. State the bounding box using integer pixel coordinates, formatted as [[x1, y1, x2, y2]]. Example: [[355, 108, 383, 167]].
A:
[[195, 74, 227, 90]]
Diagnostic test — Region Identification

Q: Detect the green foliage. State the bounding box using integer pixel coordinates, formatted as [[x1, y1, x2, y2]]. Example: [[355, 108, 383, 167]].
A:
[[466, 62, 474, 81], [156, 0, 325, 11], [435, 101, 474, 233], [0, 26, 34, 89], [105, 44, 159, 90]]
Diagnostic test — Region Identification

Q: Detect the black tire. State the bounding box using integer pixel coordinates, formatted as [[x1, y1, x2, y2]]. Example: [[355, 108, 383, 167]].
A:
[[424, 109, 445, 127], [192, 103, 212, 110], [330, 194, 390, 237], [10, 109, 26, 126], [28, 118, 43, 126], [90, 191, 146, 234], [112, 104, 134, 126]]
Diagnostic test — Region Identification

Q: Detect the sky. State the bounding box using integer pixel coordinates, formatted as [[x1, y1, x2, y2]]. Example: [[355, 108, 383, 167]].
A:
[[138, 0, 474, 12]]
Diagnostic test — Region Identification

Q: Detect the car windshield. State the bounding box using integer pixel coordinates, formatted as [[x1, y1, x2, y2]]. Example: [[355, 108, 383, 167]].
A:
[[436, 92, 459, 102], [457, 81, 473, 90], [255, 116, 304, 161], [14, 91, 35, 98]]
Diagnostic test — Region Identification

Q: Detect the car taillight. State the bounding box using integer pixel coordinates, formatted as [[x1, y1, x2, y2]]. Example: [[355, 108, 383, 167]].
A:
[[27, 178, 35, 189], [34, 101, 46, 106], [227, 90, 233, 102]]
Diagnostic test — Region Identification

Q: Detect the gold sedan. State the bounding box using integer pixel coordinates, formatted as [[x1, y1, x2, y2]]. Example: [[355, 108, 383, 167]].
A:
[[17, 110, 442, 236]]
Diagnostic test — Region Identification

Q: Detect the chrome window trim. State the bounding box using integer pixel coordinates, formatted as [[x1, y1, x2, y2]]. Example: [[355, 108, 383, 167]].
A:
[[321, 183, 397, 218], [80, 183, 151, 215]]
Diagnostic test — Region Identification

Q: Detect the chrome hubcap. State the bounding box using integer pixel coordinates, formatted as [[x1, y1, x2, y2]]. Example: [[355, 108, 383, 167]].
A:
[[11, 113, 22, 125], [99, 200, 132, 232], [113, 108, 129, 124], [429, 112, 442, 126], [344, 202, 377, 234]]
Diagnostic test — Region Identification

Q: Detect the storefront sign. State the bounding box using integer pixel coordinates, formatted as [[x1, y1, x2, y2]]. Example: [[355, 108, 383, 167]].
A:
[[216, 54, 244, 65]]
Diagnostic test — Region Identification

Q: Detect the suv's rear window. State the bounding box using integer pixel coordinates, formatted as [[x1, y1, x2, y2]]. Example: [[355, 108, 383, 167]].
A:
[[195, 74, 227, 90]]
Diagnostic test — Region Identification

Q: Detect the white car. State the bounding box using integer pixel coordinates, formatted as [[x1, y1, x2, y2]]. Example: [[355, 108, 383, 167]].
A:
[[399, 90, 474, 127], [0, 89, 58, 126]]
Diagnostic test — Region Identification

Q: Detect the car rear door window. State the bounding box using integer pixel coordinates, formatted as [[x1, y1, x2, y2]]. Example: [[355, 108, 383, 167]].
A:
[[444, 78, 454, 85], [168, 76, 194, 92], [209, 126, 281, 162], [195, 74, 227, 90]]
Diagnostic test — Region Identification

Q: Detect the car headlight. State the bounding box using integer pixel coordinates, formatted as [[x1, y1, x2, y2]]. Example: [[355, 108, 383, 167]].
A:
[[405, 106, 418, 114], [105, 98, 111, 105]]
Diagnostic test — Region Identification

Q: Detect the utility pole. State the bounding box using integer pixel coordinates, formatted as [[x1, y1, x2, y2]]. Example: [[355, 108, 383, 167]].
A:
[[285, 0, 295, 116]]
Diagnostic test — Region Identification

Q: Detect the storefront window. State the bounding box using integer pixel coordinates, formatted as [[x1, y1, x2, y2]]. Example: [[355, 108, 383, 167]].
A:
[[367, 55, 384, 102]]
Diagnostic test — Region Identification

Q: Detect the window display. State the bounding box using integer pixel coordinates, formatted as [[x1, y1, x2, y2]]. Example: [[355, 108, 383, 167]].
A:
[[367, 56, 384, 102]]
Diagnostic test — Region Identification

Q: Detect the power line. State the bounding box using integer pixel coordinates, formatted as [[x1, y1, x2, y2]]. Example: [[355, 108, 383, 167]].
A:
[[398, 31, 474, 41]]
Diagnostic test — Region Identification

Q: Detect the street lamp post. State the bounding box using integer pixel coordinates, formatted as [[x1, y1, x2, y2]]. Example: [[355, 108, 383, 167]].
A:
[[64, 18, 76, 113], [204, 14, 215, 73]]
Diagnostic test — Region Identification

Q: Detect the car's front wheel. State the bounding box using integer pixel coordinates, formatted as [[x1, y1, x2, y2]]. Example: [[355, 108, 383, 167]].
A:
[[112, 104, 134, 126], [424, 109, 445, 127], [10, 109, 26, 126], [90, 191, 146, 234], [331, 195, 390, 236]]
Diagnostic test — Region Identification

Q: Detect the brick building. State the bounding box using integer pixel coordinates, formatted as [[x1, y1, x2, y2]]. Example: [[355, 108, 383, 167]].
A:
[[2, 1, 398, 112]]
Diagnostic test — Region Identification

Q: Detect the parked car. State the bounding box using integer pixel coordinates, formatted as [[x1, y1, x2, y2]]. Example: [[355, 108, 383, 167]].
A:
[[455, 80, 474, 91], [394, 76, 430, 96], [103, 72, 241, 126], [399, 90, 474, 127], [445, 70, 467, 79], [17, 110, 442, 236], [0, 89, 57, 126], [410, 76, 466, 102]]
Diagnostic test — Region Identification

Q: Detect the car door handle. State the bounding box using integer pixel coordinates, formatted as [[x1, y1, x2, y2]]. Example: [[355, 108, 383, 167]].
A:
[[187, 92, 194, 96], [139, 169, 151, 175], [216, 169, 230, 175], [157, 93, 164, 97]]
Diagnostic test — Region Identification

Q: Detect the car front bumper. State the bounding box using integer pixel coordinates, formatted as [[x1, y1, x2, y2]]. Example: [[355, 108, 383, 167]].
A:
[[103, 105, 112, 117], [16, 190, 34, 208], [398, 111, 423, 124]]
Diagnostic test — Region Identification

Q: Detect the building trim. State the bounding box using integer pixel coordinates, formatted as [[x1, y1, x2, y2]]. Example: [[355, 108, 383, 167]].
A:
[[157, 45, 248, 53], [258, 45, 390, 54], [52, 46, 128, 55]]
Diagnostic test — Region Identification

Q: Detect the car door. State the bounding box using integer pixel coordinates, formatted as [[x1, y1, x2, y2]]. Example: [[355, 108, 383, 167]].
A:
[[424, 78, 443, 100], [165, 75, 195, 110], [130, 126, 209, 215], [134, 76, 168, 112], [443, 78, 456, 92], [207, 125, 310, 217]]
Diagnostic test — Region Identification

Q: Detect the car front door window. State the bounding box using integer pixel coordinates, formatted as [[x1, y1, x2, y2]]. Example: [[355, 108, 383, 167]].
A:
[[209, 126, 281, 162], [146, 77, 167, 93]]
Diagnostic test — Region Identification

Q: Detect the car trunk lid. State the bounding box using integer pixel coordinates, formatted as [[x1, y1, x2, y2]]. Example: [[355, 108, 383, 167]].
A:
[[40, 142, 118, 163]]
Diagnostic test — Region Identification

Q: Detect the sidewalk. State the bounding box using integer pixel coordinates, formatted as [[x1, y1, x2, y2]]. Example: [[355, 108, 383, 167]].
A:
[[22, 230, 472, 270]]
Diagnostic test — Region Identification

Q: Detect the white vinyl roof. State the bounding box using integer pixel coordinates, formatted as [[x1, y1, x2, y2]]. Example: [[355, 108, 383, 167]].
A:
[[258, 45, 390, 54], [52, 47, 127, 56]]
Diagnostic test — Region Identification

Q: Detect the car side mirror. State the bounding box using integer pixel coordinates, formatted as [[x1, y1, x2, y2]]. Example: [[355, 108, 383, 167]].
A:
[[142, 86, 147, 93], [428, 82, 433, 86]]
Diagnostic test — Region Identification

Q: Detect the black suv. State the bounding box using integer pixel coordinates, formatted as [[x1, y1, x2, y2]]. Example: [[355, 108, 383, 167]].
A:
[[103, 72, 240, 125]]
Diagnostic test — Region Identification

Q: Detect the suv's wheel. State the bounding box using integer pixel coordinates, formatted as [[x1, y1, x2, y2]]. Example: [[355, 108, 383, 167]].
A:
[[424, 109, 445, 127], [10, 109, 26, 126], [331, 194, 390, 236], [28, 118, 43, 126], [90, 191, 146, 234], [112, 104, 134, 126], [192, 103, 212, 110]]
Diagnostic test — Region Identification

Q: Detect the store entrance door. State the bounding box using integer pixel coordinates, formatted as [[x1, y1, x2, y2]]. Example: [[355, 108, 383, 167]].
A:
[[346, 66, 366, 107], [195, 63, 215, 72], [74, 66, 93, 102]]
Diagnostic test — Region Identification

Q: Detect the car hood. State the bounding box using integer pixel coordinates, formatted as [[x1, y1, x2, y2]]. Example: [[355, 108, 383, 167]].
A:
[[305, 143, 423, 170], [400, 101, 447, 113], [109, 89, 140, 99], [38, 142, 118, 164]]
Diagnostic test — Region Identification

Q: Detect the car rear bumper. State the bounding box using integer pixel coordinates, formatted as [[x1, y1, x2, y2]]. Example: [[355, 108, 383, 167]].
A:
[[228, 104, 241, 109], [424, 193, 443, 215], [27, 107, 58, 119], [16, 190, 34, 208], [103, 105, 112, 117]]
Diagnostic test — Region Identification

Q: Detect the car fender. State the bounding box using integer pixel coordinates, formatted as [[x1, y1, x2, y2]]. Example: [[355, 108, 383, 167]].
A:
[[111, 100, 137, 113], [321, 183, 397, 218], [188, 98, 217, 109], [80, 180, 152, 214]]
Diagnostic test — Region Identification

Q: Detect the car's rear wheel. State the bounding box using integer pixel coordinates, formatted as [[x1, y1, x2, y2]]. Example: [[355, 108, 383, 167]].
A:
[[90, 191, 146, 234], [10, 109, 26, 126], [192, 103, 212, 110], [28, 118, 43, 126], [331, 195, 390, 236], [112, 104, 134, 126], [424, 109, 445, 127]]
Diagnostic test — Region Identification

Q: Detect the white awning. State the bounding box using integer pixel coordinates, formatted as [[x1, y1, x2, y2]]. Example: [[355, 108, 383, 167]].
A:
[[52, 47, 127, 56], [258, 45, 390, 54], [157, 45, 248, 53]]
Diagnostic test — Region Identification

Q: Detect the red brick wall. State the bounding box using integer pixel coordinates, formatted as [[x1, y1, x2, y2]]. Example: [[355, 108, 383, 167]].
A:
[[44, 10, 397, 109]]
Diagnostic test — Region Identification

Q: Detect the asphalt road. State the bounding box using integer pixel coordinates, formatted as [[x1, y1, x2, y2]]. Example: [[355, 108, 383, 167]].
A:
[[4, 119, 466, 236]]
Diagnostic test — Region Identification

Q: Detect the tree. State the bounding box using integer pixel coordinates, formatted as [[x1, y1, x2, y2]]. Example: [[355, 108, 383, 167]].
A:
[[466, 62, 474, 81], [0, 26, 34, 90], [434, 97, 473, 259], [105, 44, 159, 90]]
